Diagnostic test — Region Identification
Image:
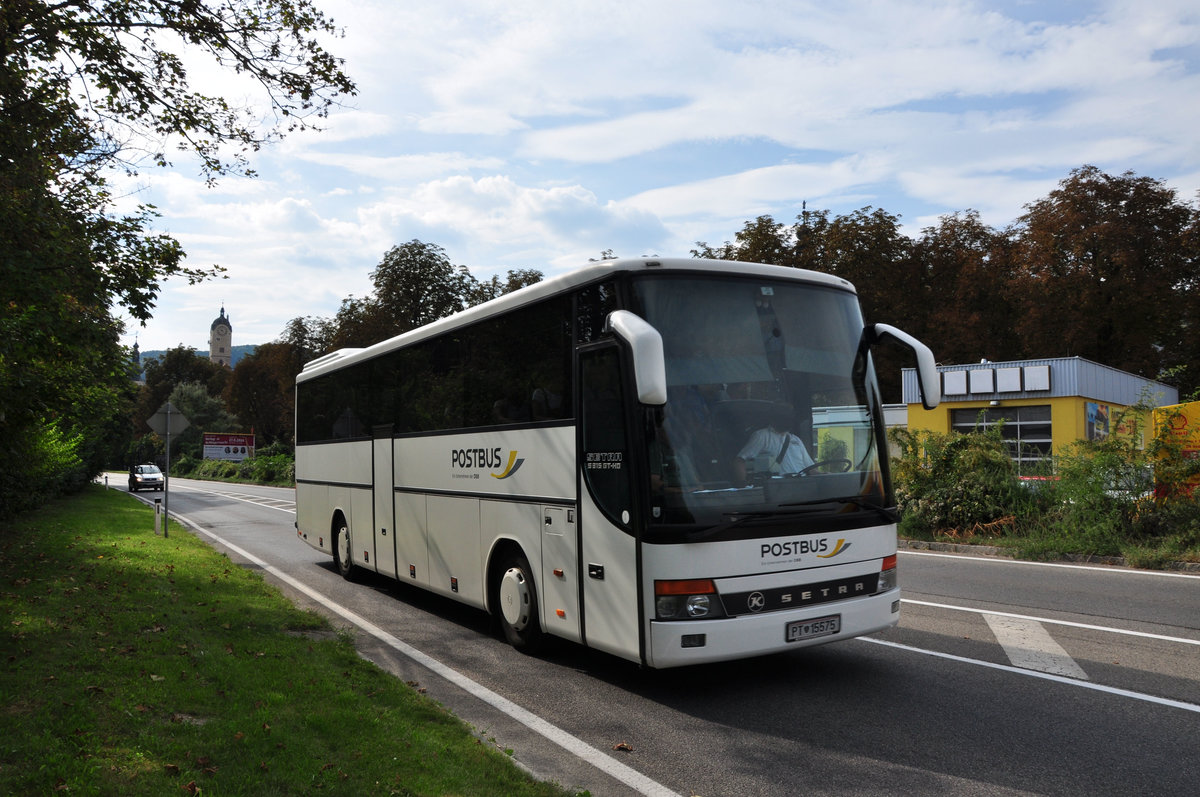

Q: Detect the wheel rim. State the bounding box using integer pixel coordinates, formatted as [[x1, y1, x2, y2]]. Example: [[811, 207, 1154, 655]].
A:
[[499, 567, 531, 631], [336, 526, 350, 571]]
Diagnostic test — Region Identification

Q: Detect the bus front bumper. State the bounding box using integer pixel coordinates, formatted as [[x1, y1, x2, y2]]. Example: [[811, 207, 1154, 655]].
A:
[[645, 588, 900, 668]]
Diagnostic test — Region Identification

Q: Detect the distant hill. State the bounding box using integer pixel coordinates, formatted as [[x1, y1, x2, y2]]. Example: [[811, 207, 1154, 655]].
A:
[[138, 344, 258, 369]]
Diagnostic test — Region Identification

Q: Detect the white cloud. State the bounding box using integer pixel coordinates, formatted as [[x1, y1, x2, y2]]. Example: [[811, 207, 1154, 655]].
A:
[[121, 0, 1200, 352], [624, 155, 894, 221], [292, 150, 506, 181]]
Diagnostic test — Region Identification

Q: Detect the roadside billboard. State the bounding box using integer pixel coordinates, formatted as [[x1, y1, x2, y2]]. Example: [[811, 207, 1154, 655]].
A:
[[203, 432, 256, 462], [1152, 401, 1200, 498]]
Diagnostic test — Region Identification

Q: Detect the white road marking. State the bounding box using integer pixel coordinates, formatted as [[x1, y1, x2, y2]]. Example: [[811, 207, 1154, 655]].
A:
[[904, 599, 1200, 647], [983, 614, 1089, 679], [167, 483, 296, 514], [172, 513, 681, 797], [860, 638, 1200, 714], [901, 549, 1200, 579]]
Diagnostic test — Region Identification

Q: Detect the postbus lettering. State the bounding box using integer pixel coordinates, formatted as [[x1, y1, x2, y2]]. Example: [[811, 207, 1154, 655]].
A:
[[451, 447, 503, 469], [760, 538, 830, 558]]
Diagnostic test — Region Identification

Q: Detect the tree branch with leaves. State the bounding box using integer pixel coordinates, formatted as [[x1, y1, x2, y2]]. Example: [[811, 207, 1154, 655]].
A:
[[0, 0, 356, 515]]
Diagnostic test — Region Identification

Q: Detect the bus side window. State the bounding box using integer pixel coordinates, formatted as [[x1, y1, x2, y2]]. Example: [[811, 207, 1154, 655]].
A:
[[580, 347, 631, 529]]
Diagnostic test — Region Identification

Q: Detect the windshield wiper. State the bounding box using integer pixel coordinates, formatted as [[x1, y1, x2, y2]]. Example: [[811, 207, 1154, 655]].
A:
[[682, 497, 898, 541], [781, 496, 898, 523], [686, 506, 837, 540]]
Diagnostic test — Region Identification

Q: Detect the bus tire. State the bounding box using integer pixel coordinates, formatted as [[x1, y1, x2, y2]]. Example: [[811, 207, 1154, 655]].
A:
[[333, 518, 357, 581], [496, 551, 543, 652]]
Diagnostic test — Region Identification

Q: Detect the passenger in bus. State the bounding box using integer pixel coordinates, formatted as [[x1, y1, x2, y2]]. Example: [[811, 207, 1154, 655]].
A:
[[492, 397, 529, 424], [732, 407, 814, 484], [531, 384, 563, 420]]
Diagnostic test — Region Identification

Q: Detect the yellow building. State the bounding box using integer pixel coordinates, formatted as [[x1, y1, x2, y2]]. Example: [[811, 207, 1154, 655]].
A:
[[902, 357, 1178, 470]]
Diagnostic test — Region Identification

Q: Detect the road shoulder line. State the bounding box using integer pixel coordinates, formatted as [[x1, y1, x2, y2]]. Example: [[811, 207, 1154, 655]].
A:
[[174, 512, 681, 797]]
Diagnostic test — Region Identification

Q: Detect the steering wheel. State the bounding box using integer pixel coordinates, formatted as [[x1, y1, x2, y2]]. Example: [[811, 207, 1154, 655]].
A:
[[795, 458, 852, 477]]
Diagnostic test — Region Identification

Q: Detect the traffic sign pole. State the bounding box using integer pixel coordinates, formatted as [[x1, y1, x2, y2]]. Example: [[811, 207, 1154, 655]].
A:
[[146, 402, 191, 539]]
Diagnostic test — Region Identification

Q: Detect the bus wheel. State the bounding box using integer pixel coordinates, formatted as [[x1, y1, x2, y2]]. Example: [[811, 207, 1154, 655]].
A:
[[334, 520, 356, 581], [496, 552, 543, 651]]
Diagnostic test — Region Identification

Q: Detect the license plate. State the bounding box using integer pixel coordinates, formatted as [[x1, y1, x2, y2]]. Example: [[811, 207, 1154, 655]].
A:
[[785, 614, 841, 643]]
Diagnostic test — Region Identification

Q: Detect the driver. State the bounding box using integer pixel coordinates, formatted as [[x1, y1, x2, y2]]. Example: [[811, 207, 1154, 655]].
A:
[[732, 406, 814, 484]]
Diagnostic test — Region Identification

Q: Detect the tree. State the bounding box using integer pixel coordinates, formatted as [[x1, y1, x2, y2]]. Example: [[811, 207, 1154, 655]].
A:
[[1009, 166, 1200, 391], [302, 242, 545, 353], [225, 343, 300, 446], [911, 210, 1017, 364], [693, 215, 792, 265], [166, 381, 239, 460], [0, 1, 354, 513], [133, 347, 225, 453], [6, 0, 356, 183], [692, 209, 833, 271], [466, 268, 544, 306], [278, 315, 333, 364], [371, 241, 475, 333]]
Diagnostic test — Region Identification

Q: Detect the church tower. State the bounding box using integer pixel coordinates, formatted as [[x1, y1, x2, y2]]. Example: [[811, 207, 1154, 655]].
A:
[[209, 306, 233, 367]]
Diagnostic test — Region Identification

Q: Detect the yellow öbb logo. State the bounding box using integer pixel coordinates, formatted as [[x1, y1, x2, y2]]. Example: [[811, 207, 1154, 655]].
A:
[[816, 538, 852, 558], [491, 450, 525, 479]]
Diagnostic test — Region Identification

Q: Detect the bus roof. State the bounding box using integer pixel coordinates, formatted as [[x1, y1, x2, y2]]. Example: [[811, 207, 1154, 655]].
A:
[[297, 257, 856, 382]]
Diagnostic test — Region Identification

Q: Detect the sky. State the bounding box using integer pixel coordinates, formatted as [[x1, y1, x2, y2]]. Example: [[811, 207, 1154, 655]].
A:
[[116, 0, 1200, 353]]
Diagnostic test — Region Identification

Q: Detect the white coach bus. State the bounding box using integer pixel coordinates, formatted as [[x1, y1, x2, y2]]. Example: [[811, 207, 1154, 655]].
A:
[[295, 258, 939, 668]]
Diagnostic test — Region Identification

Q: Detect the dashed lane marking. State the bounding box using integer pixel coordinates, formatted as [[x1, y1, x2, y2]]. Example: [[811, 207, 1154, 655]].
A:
[[983, 614, 1089, 679]]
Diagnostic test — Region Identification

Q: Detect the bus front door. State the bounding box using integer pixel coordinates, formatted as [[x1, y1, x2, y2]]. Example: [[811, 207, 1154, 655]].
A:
[[578, 345, 640, 661]]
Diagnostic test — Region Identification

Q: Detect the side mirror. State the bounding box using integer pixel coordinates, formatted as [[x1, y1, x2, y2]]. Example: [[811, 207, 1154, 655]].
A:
[[873, 323, 941, 410], [606, 310, 668, 406]]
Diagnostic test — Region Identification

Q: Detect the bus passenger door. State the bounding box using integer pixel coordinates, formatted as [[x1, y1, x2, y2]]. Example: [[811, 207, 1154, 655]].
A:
[[577, 346, 640, 661], [372, 426, 398, 579], [541, 506, 581, 643]]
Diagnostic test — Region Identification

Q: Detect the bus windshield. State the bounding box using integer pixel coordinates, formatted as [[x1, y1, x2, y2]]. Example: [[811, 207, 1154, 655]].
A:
[[630, 274, 891, 529]]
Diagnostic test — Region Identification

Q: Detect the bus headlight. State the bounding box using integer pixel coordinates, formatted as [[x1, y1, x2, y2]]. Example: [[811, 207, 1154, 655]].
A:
[[655, 579, 726, 620]]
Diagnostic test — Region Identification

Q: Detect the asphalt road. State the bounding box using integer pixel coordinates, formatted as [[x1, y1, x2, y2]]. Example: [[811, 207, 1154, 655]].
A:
[[109, 474, 1200, 796]]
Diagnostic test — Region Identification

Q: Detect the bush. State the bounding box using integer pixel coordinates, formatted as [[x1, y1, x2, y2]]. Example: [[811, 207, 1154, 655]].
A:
[[889, 403, 1200, 565], [237, 453, 294, 485], [889, 425, 1036, 540], [172, 453, 198, 475], [255, 439, 295, 458], [0, 419, 91, 519], [165, 451, 295, 486]]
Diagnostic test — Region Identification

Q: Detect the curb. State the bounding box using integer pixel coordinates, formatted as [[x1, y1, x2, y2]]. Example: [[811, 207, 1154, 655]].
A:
[[899, 539, 1200, 574]]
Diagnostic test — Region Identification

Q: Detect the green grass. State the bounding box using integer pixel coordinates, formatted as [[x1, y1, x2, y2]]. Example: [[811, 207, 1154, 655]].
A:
[[0, 485, 574, 796]]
